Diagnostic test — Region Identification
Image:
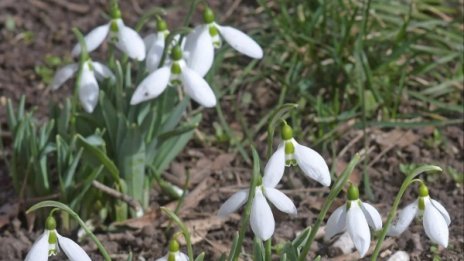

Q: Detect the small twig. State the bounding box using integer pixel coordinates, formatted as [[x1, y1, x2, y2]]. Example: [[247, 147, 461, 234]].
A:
[[91, 180, 143, 215]]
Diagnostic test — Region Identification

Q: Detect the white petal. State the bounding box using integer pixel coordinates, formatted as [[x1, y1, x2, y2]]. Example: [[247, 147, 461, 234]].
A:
[[144, 33, 157, 51], [217, 25, 263, 59], [263, 143, 285, 188], [423, 199, 449, 247], [25, 231, 49, 261], [185, 26, 214, 77], [145, 34, 165, 72], [181, 67, 216, 107], [250, 190, 275, 240], [50, 63, 78, 90], [293, 141, 331, 186], [130, 67, 170, 105], [184, 26, 205, 55], [361, 202, 383, 231], [57, 233, 91, 261], [116, 20, 146, 61], [430, 199, 451, 226], [176, 252, 189, 261], [92, 61, 115, 81], [346, 203, 371, 258], [388, 200, 418, 237], [324, 205, 347, 241], [78, 63, 99, 113], [264, 187, 297, 215], [72, 23, 110, 56], [218, 189, 249, 217]]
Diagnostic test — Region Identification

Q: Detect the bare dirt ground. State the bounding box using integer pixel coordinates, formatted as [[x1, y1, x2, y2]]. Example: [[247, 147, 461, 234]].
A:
[[0, 0, 463, 260]]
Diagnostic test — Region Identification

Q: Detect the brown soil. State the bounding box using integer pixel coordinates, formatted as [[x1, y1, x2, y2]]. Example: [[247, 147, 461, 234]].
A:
[[1, 1, 463, 261]]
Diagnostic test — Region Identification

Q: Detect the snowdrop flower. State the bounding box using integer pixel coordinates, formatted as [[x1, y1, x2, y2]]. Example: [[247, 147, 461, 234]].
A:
[[264, 123, 331, 187], [130, 45, 216, 108], [156, 239, 188, 261], [388, 183, 450, 248], [71, 5, 145, 61], [50, 59, 114, 113], [25, 216, 91, 261], [325, 184, 382, 258], [144, 19, 170, 72], [218, 174, 297, 241], [184, 7, 263, 77]]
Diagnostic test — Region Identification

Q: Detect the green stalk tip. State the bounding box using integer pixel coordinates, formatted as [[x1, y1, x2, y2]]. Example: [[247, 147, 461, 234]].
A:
[[169, 238, 180, 252], [46, 215, 57, 230], [281, 123, 293, 140], [418, 183, 429, 197], [170, 45, 183, 61], [347, 183, 359, 201]]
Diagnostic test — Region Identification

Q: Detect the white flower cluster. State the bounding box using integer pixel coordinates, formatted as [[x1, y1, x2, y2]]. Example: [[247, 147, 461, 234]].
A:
[[219, 123, 331, 240], [50, 6, 263, 113]]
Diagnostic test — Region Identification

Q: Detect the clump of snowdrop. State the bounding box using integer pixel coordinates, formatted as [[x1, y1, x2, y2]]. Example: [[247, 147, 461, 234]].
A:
[[183, 7, 263, 77], [130, 45, 216, 108], [218, 172, 297, 240], [156, 239, 189, 261], [50, 58, 114, 113], [72, 2, 145, 61], [25, 216, 91, 261], [265, 122, 331, 187], [325, 184, 382, 258], [388, 183, 450, 248]]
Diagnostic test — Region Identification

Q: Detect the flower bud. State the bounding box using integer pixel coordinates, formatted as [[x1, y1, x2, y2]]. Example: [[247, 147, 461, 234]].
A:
[[169, 239, 180, 252], [418, 183, 429, 197], [157, 18, 168, 31], [347, 184, 359, 201], [203, 7, 215, 24], [170, 45, 183, 61], [281, 124, 293, 140], [46, 216, 57, 230]]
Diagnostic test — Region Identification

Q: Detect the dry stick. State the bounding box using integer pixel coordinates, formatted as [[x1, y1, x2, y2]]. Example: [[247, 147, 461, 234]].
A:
[[91, 180, 143, 215]]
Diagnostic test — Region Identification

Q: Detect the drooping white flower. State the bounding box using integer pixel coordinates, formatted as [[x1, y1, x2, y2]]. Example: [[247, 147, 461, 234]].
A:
[[25, 216, 91, 261], [156, 239, 189, 261], [218, 173, 297, 240], [130, 45, 216, 108], [50, 60, 114, 113], [264, 123, 331, 187], [388, 183, 450, 248], [144, 19, 171, 72], [183, 7, 263, 77], [325, 184, 382, 258], [72, 9, 145, 61]]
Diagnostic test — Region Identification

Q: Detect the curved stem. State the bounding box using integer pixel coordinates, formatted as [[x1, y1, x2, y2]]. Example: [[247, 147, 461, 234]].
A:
[[371, 165, 442, 260], [27, 201, 112, 261], [298, 153, 362, 261], [160, 207, 194, 260]]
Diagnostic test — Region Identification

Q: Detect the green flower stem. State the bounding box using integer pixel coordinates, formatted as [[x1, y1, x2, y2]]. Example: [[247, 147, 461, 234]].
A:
[[265, 103, 298, 159], [160, 207, 194, 260], [71, 28, 89, 133], [371, 165, 442, 260], [265, 239, 272, 261], [298, 153, 362, 261], [228, 147, 261, 261], [26, 201, 111, 261]]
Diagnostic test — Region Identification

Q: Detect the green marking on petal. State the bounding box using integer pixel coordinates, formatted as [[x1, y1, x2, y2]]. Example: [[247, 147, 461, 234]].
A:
[[209, 26, 219, 37], [171, 63, 182, 75], [284, 141, 295, 154], [110, 20, 119, 33], [419, 197, 426, 211]]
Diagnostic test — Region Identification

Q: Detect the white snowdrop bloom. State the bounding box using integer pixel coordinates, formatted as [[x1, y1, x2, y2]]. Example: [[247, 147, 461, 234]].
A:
[[325, 185, 382, 258], [25, 216, 91, 261], [130, 45, 216, 108], [144, 19, 171, 72], [156, 239, 189, 261], [72, 8, 145, 61], [183, 8, 263, 77], [388, 183, 450, 248], [264, 123, 331, 187], [218, 174, 297, 241], [50, 60, 114, 113]]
